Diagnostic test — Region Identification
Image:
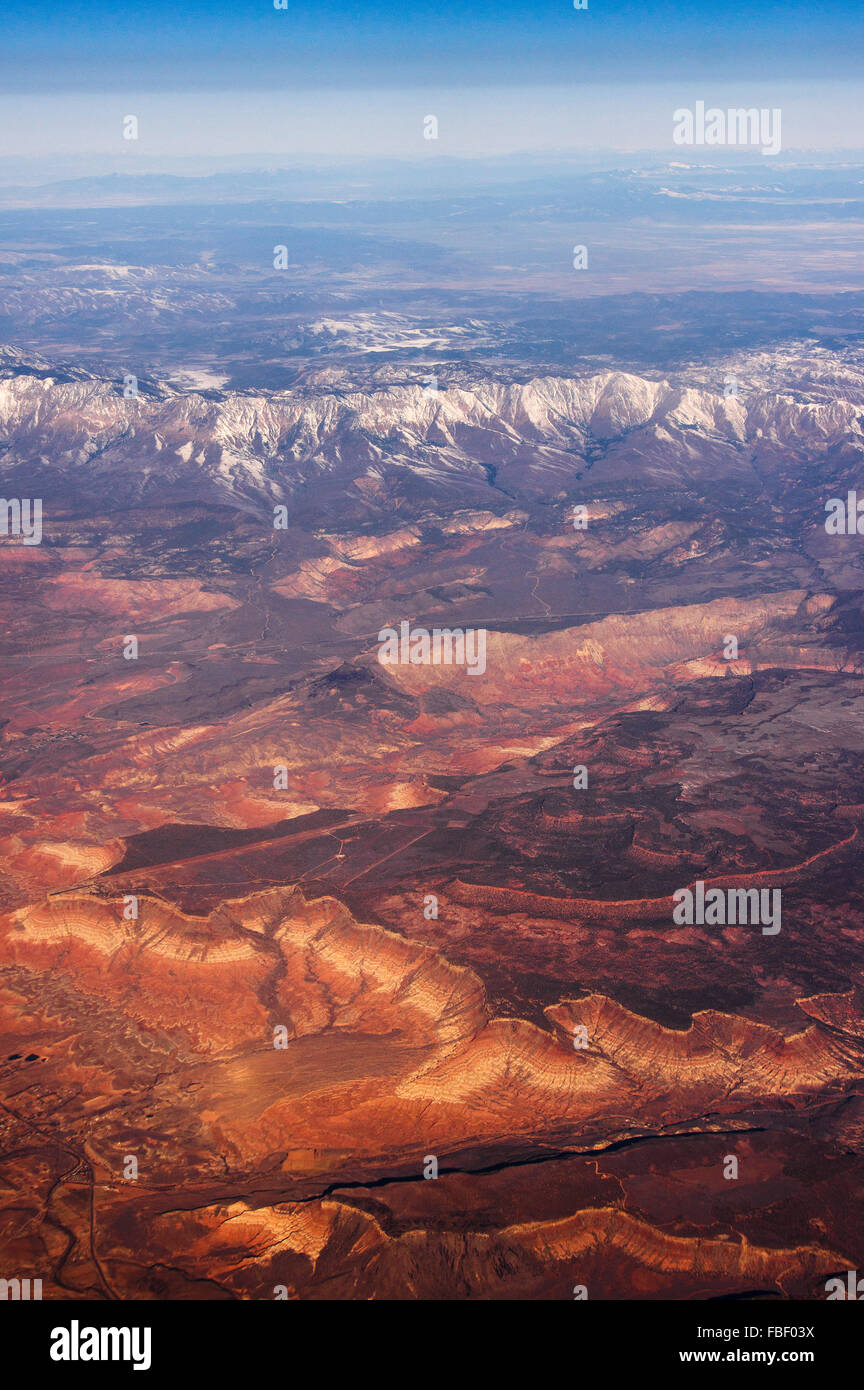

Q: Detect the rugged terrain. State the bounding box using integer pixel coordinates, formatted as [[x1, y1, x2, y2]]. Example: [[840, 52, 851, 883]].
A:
[[2, 332, 864, 1299]]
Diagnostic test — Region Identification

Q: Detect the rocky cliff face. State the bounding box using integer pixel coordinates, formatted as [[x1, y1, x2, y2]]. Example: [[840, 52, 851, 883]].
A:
[[3, 340, 864, 1299], [2, 344, 863, 518]]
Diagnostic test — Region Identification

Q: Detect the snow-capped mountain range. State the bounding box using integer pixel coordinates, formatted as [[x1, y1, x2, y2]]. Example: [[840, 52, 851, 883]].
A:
[[1, 343, 862, 519]]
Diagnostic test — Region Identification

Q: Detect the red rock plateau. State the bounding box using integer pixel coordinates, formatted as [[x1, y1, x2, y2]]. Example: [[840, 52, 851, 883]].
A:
[[3, 352, 864, 1300]]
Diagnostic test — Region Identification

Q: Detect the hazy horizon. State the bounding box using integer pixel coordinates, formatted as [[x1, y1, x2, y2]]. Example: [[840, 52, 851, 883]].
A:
[[1, 80, 862, 166]]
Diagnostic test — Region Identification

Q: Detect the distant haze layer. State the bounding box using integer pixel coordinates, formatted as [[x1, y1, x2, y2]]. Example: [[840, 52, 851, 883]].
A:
[[1, 82, 863, 162]]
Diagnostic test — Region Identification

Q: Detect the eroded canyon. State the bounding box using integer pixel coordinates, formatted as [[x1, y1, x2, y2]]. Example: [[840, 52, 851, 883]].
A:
[[3, 339, 864, 1300]]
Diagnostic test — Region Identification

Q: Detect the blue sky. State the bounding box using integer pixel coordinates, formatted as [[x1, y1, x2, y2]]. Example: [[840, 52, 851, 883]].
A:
[[1, 3, 862, 161], [2, 1, 862, 90]]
